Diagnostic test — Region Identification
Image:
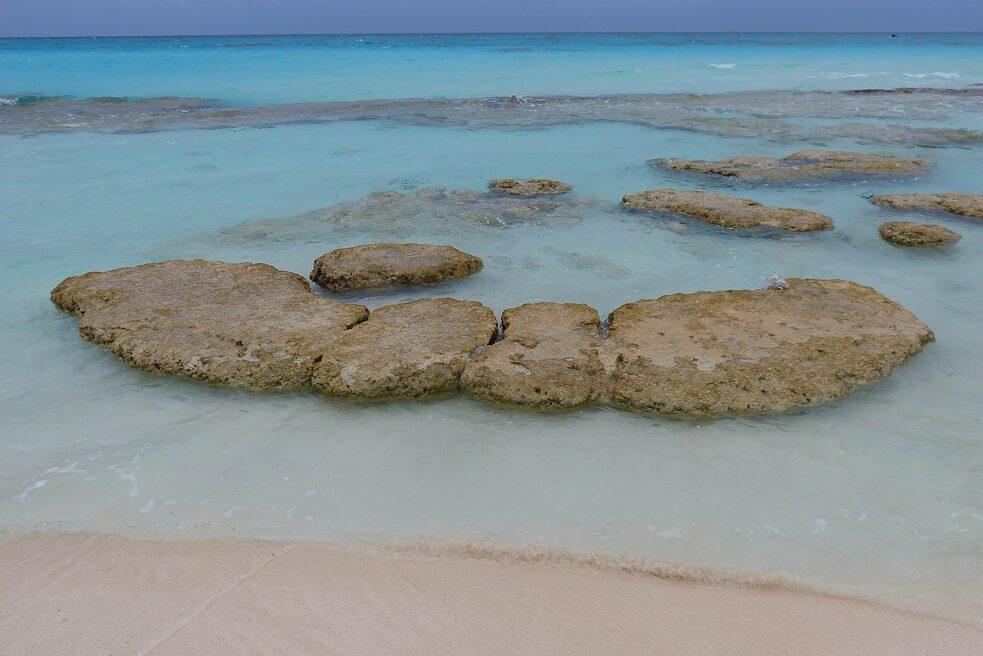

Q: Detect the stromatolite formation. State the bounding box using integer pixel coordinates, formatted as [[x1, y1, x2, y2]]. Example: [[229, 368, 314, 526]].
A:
[[870, 194, 983, 219], [878, 221, 961, 246], [488, 178, 573, 196], [310, 243, 483, 292], [651, 150, 930, 181], [621, 189, 833, 232], [50, 260, 369, 390]]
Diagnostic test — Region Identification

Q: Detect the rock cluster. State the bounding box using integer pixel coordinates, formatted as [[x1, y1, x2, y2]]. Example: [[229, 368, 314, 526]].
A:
[[651, 150, 930, 181], [621, 189, 833, 232], [488, 178, 573, 196], [870, 194, 983, 219], [878, 221, 961, 247], [310, 243, 483, 292], [53, 262, 934, 417]]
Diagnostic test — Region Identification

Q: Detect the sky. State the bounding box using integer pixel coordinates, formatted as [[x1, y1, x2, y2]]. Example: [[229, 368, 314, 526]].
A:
[[1, 0, 982, 37]]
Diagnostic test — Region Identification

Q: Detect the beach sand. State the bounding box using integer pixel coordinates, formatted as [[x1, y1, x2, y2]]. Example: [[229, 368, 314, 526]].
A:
[[1, 534, 980, 655]]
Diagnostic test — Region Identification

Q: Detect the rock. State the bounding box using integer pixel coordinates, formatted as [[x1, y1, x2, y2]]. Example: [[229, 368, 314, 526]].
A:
[[651, 150, 930, 181], [606, 279, 933, 416], [461, 303, 612, 408], [879, 221, 961, 246], [310, 243, 483, 292], [870, 194, 983, 219], [621, 189, 833, 232], [311, 298, 497, 399], [50, 260, 369, 390], [488, 178, 573, 196]]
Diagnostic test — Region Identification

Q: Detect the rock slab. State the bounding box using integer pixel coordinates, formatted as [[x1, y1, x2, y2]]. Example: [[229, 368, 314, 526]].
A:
[[488, 178, 573, 196], [310, 243, 483, 292], [652, 150, 930, 181], [871, 194, 983, 219], [621, 189, 833, 232], [879, 221, 961, 246]]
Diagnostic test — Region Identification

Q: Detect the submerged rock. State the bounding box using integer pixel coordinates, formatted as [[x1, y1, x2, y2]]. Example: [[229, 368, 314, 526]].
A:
[[488, 178, 573, 196], [310, 243, 483, 292], [879, 221, 961, 246], [311, 298, 497, 399], [651, 150, 930, 181], [606, 279, 933, 416], [50, 260, 369, 390], [621, 189, 833, 232], [461, 303, 612, 408], [870, 194, 983, 219]]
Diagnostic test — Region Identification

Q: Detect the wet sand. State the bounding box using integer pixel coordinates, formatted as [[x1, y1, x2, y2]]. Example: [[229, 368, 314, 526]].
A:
[[1, 534, 980, 655]]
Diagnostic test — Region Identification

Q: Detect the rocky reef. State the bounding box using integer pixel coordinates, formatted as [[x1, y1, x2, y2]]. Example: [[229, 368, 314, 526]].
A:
[[488, 179, 573, 196], [871, 194, 983, 219], [651, 150, 930, 182], [310, 243, 483, 292], [621, 189, 833, 232], [53, 261, 934, 418], [878, 221, 961, 247]]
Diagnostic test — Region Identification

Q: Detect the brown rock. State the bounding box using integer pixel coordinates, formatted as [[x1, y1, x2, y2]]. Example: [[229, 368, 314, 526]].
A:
[[607, 279, 933, 417], [311, 298, 497, 399], [461, 303, 612, 408], [879, 221, 961, 246], [621, 189, 833, 232], [488, 178, 573, 196], [651, 150, 930, 181], [310, 243, 483, 293], [50, 260, 369, 390], [870, 194, 983, 219]]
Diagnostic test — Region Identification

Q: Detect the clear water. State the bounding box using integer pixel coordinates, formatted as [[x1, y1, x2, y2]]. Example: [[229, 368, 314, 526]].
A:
[[1, 34, 982, 622]]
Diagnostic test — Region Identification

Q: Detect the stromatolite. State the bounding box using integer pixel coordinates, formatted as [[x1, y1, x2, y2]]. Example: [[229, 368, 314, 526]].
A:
[[871, 194, 983, 219], [878, 221, 961, 246], [488, 178, 573, 196], [310, 243, 483, 292], [651, 150, 930, 181]]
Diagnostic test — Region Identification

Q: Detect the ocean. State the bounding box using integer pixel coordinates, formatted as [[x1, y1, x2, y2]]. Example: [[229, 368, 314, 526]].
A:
[[1, 33, 982, 622]]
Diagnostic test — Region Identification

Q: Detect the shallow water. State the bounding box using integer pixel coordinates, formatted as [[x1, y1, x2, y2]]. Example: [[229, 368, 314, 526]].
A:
[[1, 34, 982, 623]]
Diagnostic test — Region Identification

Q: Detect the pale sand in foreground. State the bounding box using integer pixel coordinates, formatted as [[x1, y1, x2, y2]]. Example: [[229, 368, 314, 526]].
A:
[[1, 534, 980, 655]]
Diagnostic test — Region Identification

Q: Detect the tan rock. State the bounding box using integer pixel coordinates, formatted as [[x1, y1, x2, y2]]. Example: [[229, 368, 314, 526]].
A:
[[310, 243, 483, 292], [50, 260, 369, 390], [879, 221, 961, 246], [311, 298, 497, 399], [651, 150, 930, 181], [621, 189, 833, 232], [488, 178, 573, 196], [870, 193, 983, 219], [461, 303, 612, 408], [607, 279, 933, 417]]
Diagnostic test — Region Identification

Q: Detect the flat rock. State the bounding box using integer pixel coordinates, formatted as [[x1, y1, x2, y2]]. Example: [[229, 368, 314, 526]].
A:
[[607, 279, 933, 416], [51, 260, 369, 390], [311, 298, 498, 399], [488, 178, 573, 196], [651, 150, 930, 181], [621, 189, 833, 232], [461, 303, 612, 408], [879, 221, 961, 246], [870, 194, 983, 219], [310, 243, 483, 292]]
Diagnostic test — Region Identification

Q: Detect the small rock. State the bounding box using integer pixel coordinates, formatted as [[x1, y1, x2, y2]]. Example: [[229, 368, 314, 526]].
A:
[[488, 178, 573, 196], [651, 150, 930, 181], [310, 243, 483, 292], [871, 194, 983, 219], [621, 188, 833, 232], [879, 221, 961, 246]]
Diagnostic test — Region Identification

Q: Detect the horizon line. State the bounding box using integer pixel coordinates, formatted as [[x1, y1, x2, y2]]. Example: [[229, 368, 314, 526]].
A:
[[4, 30, 983, 39]]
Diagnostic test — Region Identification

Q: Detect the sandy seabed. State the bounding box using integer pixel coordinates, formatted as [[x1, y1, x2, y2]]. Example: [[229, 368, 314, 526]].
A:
[[1, 534, 980, 655]]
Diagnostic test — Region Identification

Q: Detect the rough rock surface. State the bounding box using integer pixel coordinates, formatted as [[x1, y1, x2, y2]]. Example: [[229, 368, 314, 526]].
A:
[[621, 189, 833, 232], [651, 150, 930, 181], [311, 298, 498, 399], [879, 221, 961, 246], [606, 279, 934, 416], [461, 303, 612, 408], [870, 194, 983, 219], [488, 178, 573, 196], [50, 260, 369, 390], [310, 243, 483, 292]]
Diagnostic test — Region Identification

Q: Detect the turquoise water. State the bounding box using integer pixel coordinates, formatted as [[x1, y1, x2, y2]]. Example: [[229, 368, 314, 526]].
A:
[[2, 34, 983, 622]]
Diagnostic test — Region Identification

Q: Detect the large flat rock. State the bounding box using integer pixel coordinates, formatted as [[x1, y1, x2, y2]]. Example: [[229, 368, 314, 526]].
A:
[[871, 194, 983, 219], [879, 221, 960, 247], [311, 298, 498, 399], [310, 243, 483, 292], [51, 260, 369, 390], [651, 150, 930, 181], [607, 279, 934, 416], [622, 189, 833, 232], [461, 303, 613, 408]]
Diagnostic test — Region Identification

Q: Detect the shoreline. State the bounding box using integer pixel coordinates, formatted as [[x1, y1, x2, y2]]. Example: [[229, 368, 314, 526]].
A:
[[2, 533, 980, 655]]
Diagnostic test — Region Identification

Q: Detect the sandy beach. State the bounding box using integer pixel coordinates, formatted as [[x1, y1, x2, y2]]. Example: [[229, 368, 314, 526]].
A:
[[1, 534, 980, 655]]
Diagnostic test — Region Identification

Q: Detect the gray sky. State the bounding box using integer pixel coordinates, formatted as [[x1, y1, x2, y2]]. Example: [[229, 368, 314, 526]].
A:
[[1, 0, 982, 37]]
